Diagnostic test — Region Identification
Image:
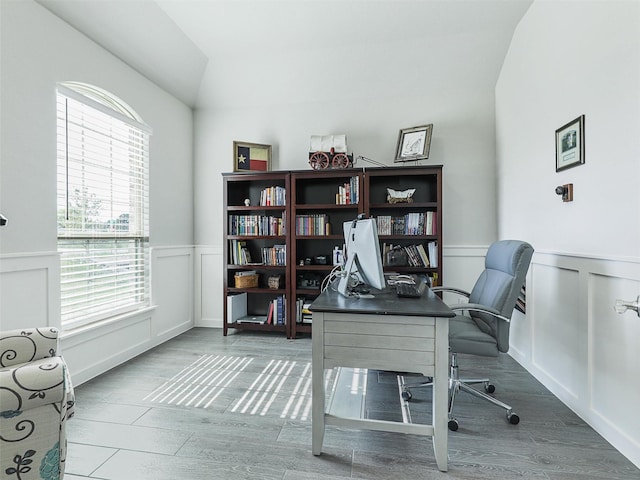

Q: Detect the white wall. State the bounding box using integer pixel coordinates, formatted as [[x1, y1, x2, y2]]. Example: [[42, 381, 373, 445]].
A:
[[496, 0, 640, 467], [193, 38, 500, 328], [0, 0, 195, 384]]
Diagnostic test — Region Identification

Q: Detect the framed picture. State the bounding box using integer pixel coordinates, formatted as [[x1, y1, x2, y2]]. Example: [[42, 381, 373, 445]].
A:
[[233, 141, 271, 172], [394, 124, 433, 163], [555, 115, 585, 172]]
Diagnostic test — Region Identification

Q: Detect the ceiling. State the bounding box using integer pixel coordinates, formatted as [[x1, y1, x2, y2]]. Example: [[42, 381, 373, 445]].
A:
[[36, 0, 533, 108]]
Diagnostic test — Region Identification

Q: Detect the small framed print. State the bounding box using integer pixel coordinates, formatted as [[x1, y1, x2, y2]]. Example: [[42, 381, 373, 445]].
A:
[[233, 141, 271, 172], [555, 115, 585, 172], [394, 124, 433, 163]]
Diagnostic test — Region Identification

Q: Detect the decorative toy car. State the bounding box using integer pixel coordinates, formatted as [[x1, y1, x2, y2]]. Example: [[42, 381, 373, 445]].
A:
[[308, 134, 354, 170]]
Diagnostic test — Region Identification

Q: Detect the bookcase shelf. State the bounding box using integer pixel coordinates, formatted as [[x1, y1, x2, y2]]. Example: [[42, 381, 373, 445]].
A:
[[223, 166, 443, 338]]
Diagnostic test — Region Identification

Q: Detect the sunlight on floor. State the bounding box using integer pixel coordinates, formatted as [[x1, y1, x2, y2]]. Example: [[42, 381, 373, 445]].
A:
[[143, 355, 369, 421]]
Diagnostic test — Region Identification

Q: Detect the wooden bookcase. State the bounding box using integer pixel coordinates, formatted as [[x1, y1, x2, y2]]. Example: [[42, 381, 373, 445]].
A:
[[222, 172, 290, 336], [290, 169, 364, 337], [222, 166, 443, 338], [364, 166, 443, 284]]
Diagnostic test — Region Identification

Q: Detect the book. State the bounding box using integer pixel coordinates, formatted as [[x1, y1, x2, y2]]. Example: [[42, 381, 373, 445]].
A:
[[276, 295, 285, 325], [227, 293, 247, 323], [416, 244, 430, 267], [237, 315, 267, 324], [428, 241, 438, 268], [266, 301, 274, 324], [235, 270, 257, 276]]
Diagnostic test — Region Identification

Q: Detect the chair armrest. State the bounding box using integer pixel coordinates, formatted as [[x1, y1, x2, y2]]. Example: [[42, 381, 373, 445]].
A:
[[0, 357, 65, 414], [63, 361, 76, 420], [450, 303, 511, 323], [430, 286, 471, 298], [0, 328, 59, 367]]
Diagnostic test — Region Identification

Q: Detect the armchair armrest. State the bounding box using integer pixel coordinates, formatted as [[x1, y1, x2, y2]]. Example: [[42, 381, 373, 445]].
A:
[[0, 357, 65, 414], [431, 286, 471, 298], [0, 328, 59, 367], [450, 303, 511, 323]]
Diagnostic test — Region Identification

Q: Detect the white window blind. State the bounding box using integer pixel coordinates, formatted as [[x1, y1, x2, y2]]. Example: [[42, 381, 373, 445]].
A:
[[56, 83, 151, 328]]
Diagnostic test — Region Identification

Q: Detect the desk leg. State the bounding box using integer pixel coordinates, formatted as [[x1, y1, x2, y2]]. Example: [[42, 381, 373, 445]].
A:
[[312, 312, 325, 455], [432, 316, 449, 472]]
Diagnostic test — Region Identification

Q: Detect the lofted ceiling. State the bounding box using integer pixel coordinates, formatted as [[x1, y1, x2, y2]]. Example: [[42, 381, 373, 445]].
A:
[[36, 0, 533, 109]]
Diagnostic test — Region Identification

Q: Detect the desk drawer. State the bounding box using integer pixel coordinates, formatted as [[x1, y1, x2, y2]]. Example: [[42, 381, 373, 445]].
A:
[[320, 313, 437, 374]]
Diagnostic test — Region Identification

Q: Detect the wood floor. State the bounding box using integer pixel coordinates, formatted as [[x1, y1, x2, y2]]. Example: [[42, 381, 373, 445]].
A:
[[64, 328, 639, 479]]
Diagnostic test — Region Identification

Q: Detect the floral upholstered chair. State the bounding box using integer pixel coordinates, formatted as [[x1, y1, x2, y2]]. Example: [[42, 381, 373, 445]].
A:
[[1, 328, 75, 480]]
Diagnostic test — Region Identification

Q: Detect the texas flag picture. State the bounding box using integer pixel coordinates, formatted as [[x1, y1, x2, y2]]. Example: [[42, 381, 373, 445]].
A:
[[235, 142, 271, 172]]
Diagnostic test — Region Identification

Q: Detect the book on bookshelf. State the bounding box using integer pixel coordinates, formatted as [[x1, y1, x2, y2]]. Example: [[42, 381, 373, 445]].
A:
[[229, 214, 285, 236], [260, 185, 286, 206], [235, 270, 257, 276], [376, 212, 436, 236], [266, 301, 274, 324], [227, 293, 247, 323], [428, 241, 438, 268], [237, 315, 267, 324]]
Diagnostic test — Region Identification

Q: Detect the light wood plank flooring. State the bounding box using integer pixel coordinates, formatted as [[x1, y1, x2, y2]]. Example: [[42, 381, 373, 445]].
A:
[[64, 328, 639, 479]]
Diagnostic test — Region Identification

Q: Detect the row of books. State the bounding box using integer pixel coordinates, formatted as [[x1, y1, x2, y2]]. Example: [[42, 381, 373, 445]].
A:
[[294, 297, 313, 324], [229, 240, 252, 265], [375, 211, 437, 236], [260, 186, 286, 206], [228, 240, 286, 266], [295, 214, 331, 236], [264, 295, 287, 325], [335, 176, 359, 205], [227, 293, 286, 325], [229, 214, 286, 236], [381, 241, 438, 268], [261, 245, 286, 266]]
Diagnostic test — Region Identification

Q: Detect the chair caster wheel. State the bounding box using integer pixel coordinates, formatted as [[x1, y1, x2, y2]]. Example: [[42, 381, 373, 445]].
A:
[[401, 390, 412, 401], [507, 412, 520, 425], [448, 419, 459, 431], [484, 382, 495, 394]]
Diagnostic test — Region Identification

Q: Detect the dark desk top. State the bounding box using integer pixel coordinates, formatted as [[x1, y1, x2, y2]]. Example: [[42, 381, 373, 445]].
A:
[[310, 282, 455, 318]]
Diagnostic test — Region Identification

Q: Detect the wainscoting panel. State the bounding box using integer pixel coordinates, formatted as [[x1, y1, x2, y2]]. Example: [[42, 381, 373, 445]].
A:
[[1, 247, 194, 386], [151, 247, 194, 341], [62, 312, 153, 385], [0, 252, 60, 330], [589, 273, 640, 458], [510, 251, 640, 468], [195, 246, 223, 329], [531, 262, 583, 399]]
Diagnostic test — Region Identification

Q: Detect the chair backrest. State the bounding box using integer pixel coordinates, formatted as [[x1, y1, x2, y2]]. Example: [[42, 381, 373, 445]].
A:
[[468, 240, 534, 352]]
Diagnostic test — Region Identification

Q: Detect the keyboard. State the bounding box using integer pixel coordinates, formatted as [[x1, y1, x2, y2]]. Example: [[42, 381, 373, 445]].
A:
[[396, 282, 423, 298]]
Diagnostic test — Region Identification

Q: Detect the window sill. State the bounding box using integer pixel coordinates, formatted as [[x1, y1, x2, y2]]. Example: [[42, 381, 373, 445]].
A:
[[60, 305, 158, 342]]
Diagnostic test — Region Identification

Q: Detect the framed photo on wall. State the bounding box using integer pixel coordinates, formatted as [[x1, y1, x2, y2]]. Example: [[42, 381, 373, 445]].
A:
[[394, 124, 433, 163], [555, 115, 585, 172], [233, 141, 271, 172]]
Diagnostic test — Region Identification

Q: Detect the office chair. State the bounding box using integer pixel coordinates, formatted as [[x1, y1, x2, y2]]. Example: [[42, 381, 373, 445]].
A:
[[401, 240, 534, 431]]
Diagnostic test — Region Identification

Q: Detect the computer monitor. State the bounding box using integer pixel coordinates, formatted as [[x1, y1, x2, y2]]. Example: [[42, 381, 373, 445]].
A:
[[337, 217, 386, 297]]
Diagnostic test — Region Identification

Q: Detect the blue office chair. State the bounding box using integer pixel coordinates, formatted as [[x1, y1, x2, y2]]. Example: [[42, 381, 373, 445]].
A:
[[402, 240, 534, 431]]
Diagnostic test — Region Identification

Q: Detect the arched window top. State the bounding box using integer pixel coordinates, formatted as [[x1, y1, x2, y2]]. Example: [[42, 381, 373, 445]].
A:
[[57, 81, 152, 134]]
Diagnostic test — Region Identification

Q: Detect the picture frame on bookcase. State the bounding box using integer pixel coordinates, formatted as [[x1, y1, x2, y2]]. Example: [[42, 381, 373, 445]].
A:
[[395, 124, 433, 163], [233, 141, 272, 172], [555, 115, 585, 172]]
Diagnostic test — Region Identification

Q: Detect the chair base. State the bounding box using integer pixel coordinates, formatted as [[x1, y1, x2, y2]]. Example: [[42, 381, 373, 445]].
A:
[[400, 353, 520, 430]]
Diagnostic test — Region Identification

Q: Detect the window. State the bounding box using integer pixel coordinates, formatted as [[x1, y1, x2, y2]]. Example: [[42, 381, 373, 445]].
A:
[[56, 82, 151, 328]]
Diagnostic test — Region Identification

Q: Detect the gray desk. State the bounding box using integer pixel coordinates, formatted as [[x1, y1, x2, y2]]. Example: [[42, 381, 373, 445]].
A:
[[310, 284, 454, 472]]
